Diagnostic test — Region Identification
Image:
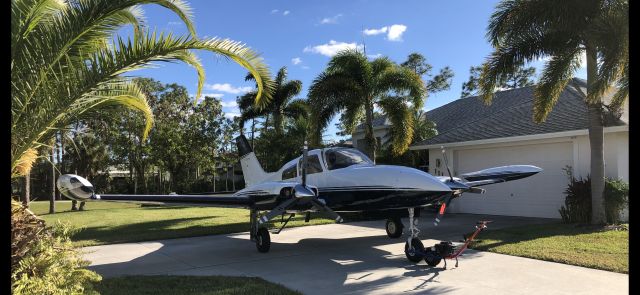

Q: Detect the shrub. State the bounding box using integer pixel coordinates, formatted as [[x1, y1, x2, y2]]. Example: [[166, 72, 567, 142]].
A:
[[11, 201, 101, 295], [604, 179, 629, 224], [559, 166, 629, 224], [559, 174, 592, 224]]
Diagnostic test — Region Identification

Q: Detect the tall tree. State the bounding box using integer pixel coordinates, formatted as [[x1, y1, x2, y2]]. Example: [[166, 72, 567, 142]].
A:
[[241, 67, 307, 135], [461, 65, 536, 97], [479, 0, 628, 224], [11, 0, 274, 178], [309, 50, 425, 160], [400, 52, 454, 92]]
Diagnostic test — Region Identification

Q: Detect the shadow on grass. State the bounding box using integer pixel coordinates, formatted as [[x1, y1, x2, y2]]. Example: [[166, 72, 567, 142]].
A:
[[73, 216, 251, 246]]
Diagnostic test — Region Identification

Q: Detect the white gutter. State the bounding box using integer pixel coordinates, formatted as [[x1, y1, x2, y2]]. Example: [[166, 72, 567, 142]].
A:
[[409, 125, 628, 150]]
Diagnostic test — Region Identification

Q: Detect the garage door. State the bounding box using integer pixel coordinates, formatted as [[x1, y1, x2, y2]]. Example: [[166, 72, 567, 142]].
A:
[[450, 142, 572, 218]]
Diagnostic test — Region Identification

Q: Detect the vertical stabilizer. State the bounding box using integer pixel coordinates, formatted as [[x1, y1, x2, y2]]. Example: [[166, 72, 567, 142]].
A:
[[236, 135, 269, 187]]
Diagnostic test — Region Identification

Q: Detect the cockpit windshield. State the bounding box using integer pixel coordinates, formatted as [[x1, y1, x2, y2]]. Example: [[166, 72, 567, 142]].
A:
[[323, 148, 374, 170]]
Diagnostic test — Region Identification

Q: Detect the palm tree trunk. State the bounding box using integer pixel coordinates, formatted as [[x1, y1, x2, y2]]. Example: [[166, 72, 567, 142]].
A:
[[49, 144, 55, 214], [251, 118, 256, 149], [56, 132, 62, 200], [586, 46, 606, 224], [364, 102, 377, 163], [274, 113, 283, 135], [23, 171, 30, 208]]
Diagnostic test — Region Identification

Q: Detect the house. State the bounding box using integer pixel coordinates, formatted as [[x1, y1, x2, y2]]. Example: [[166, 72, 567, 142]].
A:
[[353, 78, 629, 219], [352, 116, 391, 151]]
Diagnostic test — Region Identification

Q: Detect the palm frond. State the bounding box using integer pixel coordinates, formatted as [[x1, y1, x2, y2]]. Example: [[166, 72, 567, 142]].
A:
[[533, 49, 581, 122], [376, 66, 426, 109], [378, 96, 414, 156]]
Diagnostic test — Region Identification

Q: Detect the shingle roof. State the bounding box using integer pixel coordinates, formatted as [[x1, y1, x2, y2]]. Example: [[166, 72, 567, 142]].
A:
[[410, 78, 626, 146], [355, 115, 389, 130], [352, 80, 622, 149]]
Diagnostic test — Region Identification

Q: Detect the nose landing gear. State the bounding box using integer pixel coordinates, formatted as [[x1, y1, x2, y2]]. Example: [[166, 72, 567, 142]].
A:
[[404, 207, 425, 262]]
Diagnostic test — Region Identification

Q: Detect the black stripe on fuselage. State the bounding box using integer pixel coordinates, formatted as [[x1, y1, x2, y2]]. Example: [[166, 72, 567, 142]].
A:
[[251, 189, 450, 211]]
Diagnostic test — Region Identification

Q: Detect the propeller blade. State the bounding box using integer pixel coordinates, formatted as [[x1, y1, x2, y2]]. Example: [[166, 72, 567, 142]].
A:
[[258, 198, 298, 225], [441, 146, 454, 182], [301, 141, 308, 186], [310, 198, 343, 223]]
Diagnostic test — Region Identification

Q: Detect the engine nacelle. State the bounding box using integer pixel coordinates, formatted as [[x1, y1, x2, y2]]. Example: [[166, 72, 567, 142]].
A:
[[56, 174, 98, 201]]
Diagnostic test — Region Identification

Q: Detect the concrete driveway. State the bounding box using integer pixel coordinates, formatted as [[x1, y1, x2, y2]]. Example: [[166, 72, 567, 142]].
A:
[[83, 213, 628, 295]]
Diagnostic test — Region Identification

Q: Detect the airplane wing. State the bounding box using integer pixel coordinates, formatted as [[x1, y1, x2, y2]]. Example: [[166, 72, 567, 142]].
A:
[[437, 165, 542, 192], [93, 193, 253, 208], [57, 174, 255, 208]]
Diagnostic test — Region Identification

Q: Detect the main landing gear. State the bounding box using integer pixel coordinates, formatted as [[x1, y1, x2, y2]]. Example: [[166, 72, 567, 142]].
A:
[[385, 218, 404, 238]]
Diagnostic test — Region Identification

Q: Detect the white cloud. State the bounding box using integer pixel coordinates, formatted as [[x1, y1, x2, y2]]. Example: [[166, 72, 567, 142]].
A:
[[292, 57, 302, 65], [271, 9, 279, 14], [224, 112, 241, 119], [367, 53, 382, 59], [220, 100, 238, 108], [199, 93, 224, 99], [320, 14, 342, 24], [363, 27, 388, 36], [363, 24, 407, 41], [304, 40, 363, 57], [387, 24, 407, 41], [301, 65, 310, 70], [283, 10, 290, 16], [168, 21, 182, 26], [204, 83, 252, 94]]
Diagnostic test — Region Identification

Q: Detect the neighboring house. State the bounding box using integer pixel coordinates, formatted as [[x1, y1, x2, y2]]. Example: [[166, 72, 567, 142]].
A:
[[351, 78, 628, 219], [352, 116, 391, 151]]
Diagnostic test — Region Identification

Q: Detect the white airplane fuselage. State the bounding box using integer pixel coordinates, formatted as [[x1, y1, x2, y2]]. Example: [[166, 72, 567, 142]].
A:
[[237, 147, 452, 212]]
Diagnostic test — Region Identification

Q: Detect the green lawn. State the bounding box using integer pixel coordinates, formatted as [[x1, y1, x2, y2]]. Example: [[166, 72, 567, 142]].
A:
[[95, 275, 301, 295], [469, 223, 628, 273], [29, 201, 333, 247]]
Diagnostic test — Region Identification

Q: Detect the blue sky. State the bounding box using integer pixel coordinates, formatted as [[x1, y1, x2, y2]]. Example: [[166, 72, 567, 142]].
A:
[[125, 0, 587, 142]]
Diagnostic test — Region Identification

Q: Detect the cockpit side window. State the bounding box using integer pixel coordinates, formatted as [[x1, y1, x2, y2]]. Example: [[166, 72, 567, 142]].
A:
[[298, 155, 323, 174], [324, 148, 373, 170], [282, 164, 297, 180]]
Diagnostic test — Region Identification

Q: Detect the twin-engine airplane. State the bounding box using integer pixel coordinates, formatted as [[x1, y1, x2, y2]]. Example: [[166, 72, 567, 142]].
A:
[[58, 135, 541, 263]]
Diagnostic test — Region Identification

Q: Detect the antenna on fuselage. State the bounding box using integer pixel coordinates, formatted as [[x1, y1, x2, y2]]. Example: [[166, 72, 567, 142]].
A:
[[302, 141, 308, 187], [441, 145, 453, 182]]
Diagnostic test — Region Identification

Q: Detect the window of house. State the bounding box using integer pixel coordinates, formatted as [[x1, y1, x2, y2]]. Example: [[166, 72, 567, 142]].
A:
[[282, 164, 297, 180]]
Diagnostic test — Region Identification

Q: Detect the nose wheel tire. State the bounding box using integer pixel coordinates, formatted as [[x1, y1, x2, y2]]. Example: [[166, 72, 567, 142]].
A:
[[255, 227, 271, 253], [385, 218, 404, 238], [404, 238, 425, 263]]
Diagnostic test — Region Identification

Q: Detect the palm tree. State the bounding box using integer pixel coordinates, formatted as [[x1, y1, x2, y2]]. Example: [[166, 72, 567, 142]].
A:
[[479, 0, 628, 224], [240, 67, 308, 135], [11, 0, 274, 178], [308, 50, 425, 160]]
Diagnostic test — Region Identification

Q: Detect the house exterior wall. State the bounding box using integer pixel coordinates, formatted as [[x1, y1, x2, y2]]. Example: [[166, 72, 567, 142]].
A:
[[352, 127, 390, 151], [422, 128, 628, 219]]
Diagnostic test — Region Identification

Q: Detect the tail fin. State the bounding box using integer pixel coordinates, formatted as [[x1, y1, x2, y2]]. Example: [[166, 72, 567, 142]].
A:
[[236, 135, 269, 187]]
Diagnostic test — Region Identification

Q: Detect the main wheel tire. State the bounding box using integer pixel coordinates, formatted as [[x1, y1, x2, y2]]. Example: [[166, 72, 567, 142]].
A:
[[255, 227, 271, 253], [385, 218, 404, 238], [424, 248, 442, 267], [404, 238, 425, 263]]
